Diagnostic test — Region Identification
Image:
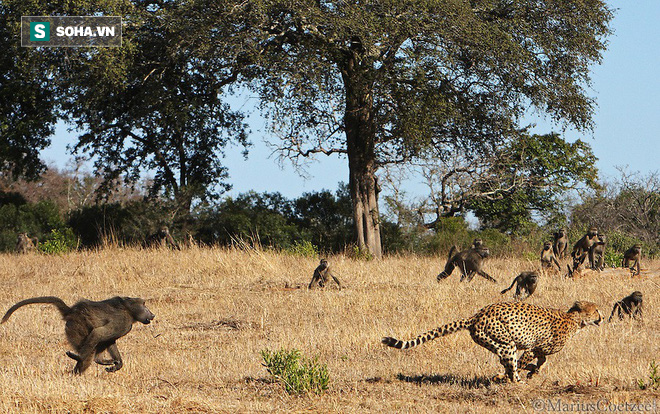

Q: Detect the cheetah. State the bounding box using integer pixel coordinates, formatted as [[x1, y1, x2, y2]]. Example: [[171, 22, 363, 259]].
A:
[[382, 301, 602, 382]]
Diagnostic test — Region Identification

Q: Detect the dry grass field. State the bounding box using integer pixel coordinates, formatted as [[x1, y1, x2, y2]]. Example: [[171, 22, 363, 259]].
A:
[[0, 247, 658, 413]]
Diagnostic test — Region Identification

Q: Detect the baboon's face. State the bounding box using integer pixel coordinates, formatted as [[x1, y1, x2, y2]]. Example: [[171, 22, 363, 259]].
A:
[[631, 291, 643, 303], [587, 227, 598, 237], [319, 259, 328, 269], [124, 298, 155, 324], [559, 229, 566, 237], [159, 226, 170, 236], [477, 247, 490, 258], [633, 245, 642, 254], [568, 301, 602, 327], [597, 234, 606, 244], [543, 242, 552, 250]]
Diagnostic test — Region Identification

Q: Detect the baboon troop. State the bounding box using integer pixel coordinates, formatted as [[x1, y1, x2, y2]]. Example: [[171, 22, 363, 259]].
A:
[[608, 291, 643, 322], [589, 234, 606, 271], [437, 244, 496, 283], [622, 244, 642, 275], [540, 241, 561, 272], [552, 229, 568, 259], [2, 296, 155, 374], [145, 226, 180, 250], [308, 259, 342, 290], [500, 271, 539, 300], [15, 233, 38, 254]]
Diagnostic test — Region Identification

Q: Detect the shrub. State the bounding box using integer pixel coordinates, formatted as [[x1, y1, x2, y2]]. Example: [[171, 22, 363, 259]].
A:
[[286, 240, 319, 258], [38, 228, 78, 254], [261, 348, 329, 395], [637, 360, 659, 390]]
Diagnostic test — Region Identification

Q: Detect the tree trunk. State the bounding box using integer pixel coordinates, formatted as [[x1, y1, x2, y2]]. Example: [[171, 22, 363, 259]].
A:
[[342, 63, 382, 258]]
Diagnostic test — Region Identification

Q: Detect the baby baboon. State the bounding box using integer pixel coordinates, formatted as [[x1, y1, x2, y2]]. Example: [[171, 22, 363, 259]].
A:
[[608, 291, 643, 322], [589, 234, 606, 271], [500, 271, 539, 300], [570, 227, 598, 263], [308, 259, 342, 290], [552, 229, 568, 259], [15, 233, 38, 254], [2, 296, 155, 374], [437, 245, 496, 283], [540, 241, 561, 272], [622, 244, 642, 276], [145, 226, 180, 250]]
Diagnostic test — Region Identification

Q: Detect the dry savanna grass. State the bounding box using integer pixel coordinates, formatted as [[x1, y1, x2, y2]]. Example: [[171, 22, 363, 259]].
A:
[[0, 247, 658, 413]]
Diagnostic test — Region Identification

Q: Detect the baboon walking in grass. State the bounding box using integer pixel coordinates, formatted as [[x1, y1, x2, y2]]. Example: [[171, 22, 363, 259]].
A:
[[608, 291, 643, 322], [622, 244, 642, 276], [2, 296, 155, 374], [308, 259, 342, 290], [437, 245, 496, 283], [500, 271, 539, 300]]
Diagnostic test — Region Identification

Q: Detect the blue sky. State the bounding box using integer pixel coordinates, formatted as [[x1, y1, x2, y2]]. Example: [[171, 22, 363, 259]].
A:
[[42, 1, 660, 200]]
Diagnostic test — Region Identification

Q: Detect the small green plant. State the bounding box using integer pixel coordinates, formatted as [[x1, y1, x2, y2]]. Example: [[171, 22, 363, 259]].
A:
[[286, 240, 319, 258], [350, 245, 373, 261], [604, 250, 623, 269], [261, 348, 329, 395], [38, 228, 77, 254], [637, 360, 660, 390]]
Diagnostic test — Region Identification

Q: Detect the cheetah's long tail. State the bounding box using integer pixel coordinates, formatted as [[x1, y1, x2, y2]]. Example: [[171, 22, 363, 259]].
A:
[[382, 317, 473, 350]]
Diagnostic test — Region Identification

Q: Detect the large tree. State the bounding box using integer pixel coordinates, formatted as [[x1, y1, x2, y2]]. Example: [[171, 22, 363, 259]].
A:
[[199, 0, 613, 257]]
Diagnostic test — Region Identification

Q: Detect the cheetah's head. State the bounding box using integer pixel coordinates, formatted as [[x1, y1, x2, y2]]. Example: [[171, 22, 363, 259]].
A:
[[567, 301, 603, 327]]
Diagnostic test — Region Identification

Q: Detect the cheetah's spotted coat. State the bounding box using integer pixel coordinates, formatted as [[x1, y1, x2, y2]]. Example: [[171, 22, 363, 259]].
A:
[[382, 301, 602, 382]]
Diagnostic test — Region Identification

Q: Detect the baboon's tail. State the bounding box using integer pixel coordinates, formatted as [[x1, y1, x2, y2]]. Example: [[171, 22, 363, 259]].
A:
[[382, 317, 473, 350], [500, 278, 517, 294], [447, 245, 458, 261], [2, 296, 71, 323]]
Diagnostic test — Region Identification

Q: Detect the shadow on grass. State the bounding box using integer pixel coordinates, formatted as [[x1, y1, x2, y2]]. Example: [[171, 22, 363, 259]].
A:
[[396, 373, 493, 389]]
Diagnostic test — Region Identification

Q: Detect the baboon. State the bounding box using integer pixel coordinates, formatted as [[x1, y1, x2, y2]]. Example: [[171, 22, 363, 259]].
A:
[[437, 245, 496, 283], [622, 244, 642, 276], [308, 259, 342, 290], [540, 241, 561, 272], [589, 234, 606, 271], [570, 227, 599, 263], [608, 291, 643, 322], [471, 238, 484, 249], [15, 233, 38, 254], [145, 226, 180, 250], [553, 229, 568, 259], [2, 296, 155, 374], [500, 271, 539, 300]]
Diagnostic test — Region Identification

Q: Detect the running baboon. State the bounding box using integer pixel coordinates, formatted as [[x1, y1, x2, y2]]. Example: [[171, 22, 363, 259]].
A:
[[608, 291, 643, 322], [540, 241, 561, 272], [589, 234, 606, 271], [15, 233, 38, 254], [2, 296, 155, 374], [622, 244, 642, 276], [553, 229, 568, 259], [308, 259, 342, 290], [437, 245, 496, 283], [571, 227, 599, 262], [145, 226, 180, 250], [500, 271, 539, 300]]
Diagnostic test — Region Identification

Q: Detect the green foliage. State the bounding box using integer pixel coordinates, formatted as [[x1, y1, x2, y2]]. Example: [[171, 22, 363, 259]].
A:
[[637, 360, 660, 391], [286, 240, 319, 258], [261, 349, 329, 395], [0, 195, 68, 251], [350, 245, 373, 261], [38, 228, 77, 254]]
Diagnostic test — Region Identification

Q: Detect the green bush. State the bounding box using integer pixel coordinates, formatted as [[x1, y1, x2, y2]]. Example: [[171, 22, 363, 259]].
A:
[[38, 228, 78, 254], [286, 240, 319, 258], [637, 360, 659, 390], [261, 348, 329, 395]]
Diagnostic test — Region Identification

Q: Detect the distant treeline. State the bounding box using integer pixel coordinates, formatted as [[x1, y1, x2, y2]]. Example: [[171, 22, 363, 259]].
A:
[[1, 177, 658, 261]]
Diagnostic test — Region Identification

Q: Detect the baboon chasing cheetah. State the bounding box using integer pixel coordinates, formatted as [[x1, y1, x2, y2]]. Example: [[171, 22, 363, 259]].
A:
[[2, 296, 155, 374], [308, 259, 342, 290], [540, 241, 561, 272], [145, 226, 180, 250], [589, 234, 606, 271], [437, 245, 496, 283], [622, 244, 642, 276], [500, 271, 539, 300], [608, 291, 643, 322], [553, 229, 568, 259], [15, 233, 38, 254]]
